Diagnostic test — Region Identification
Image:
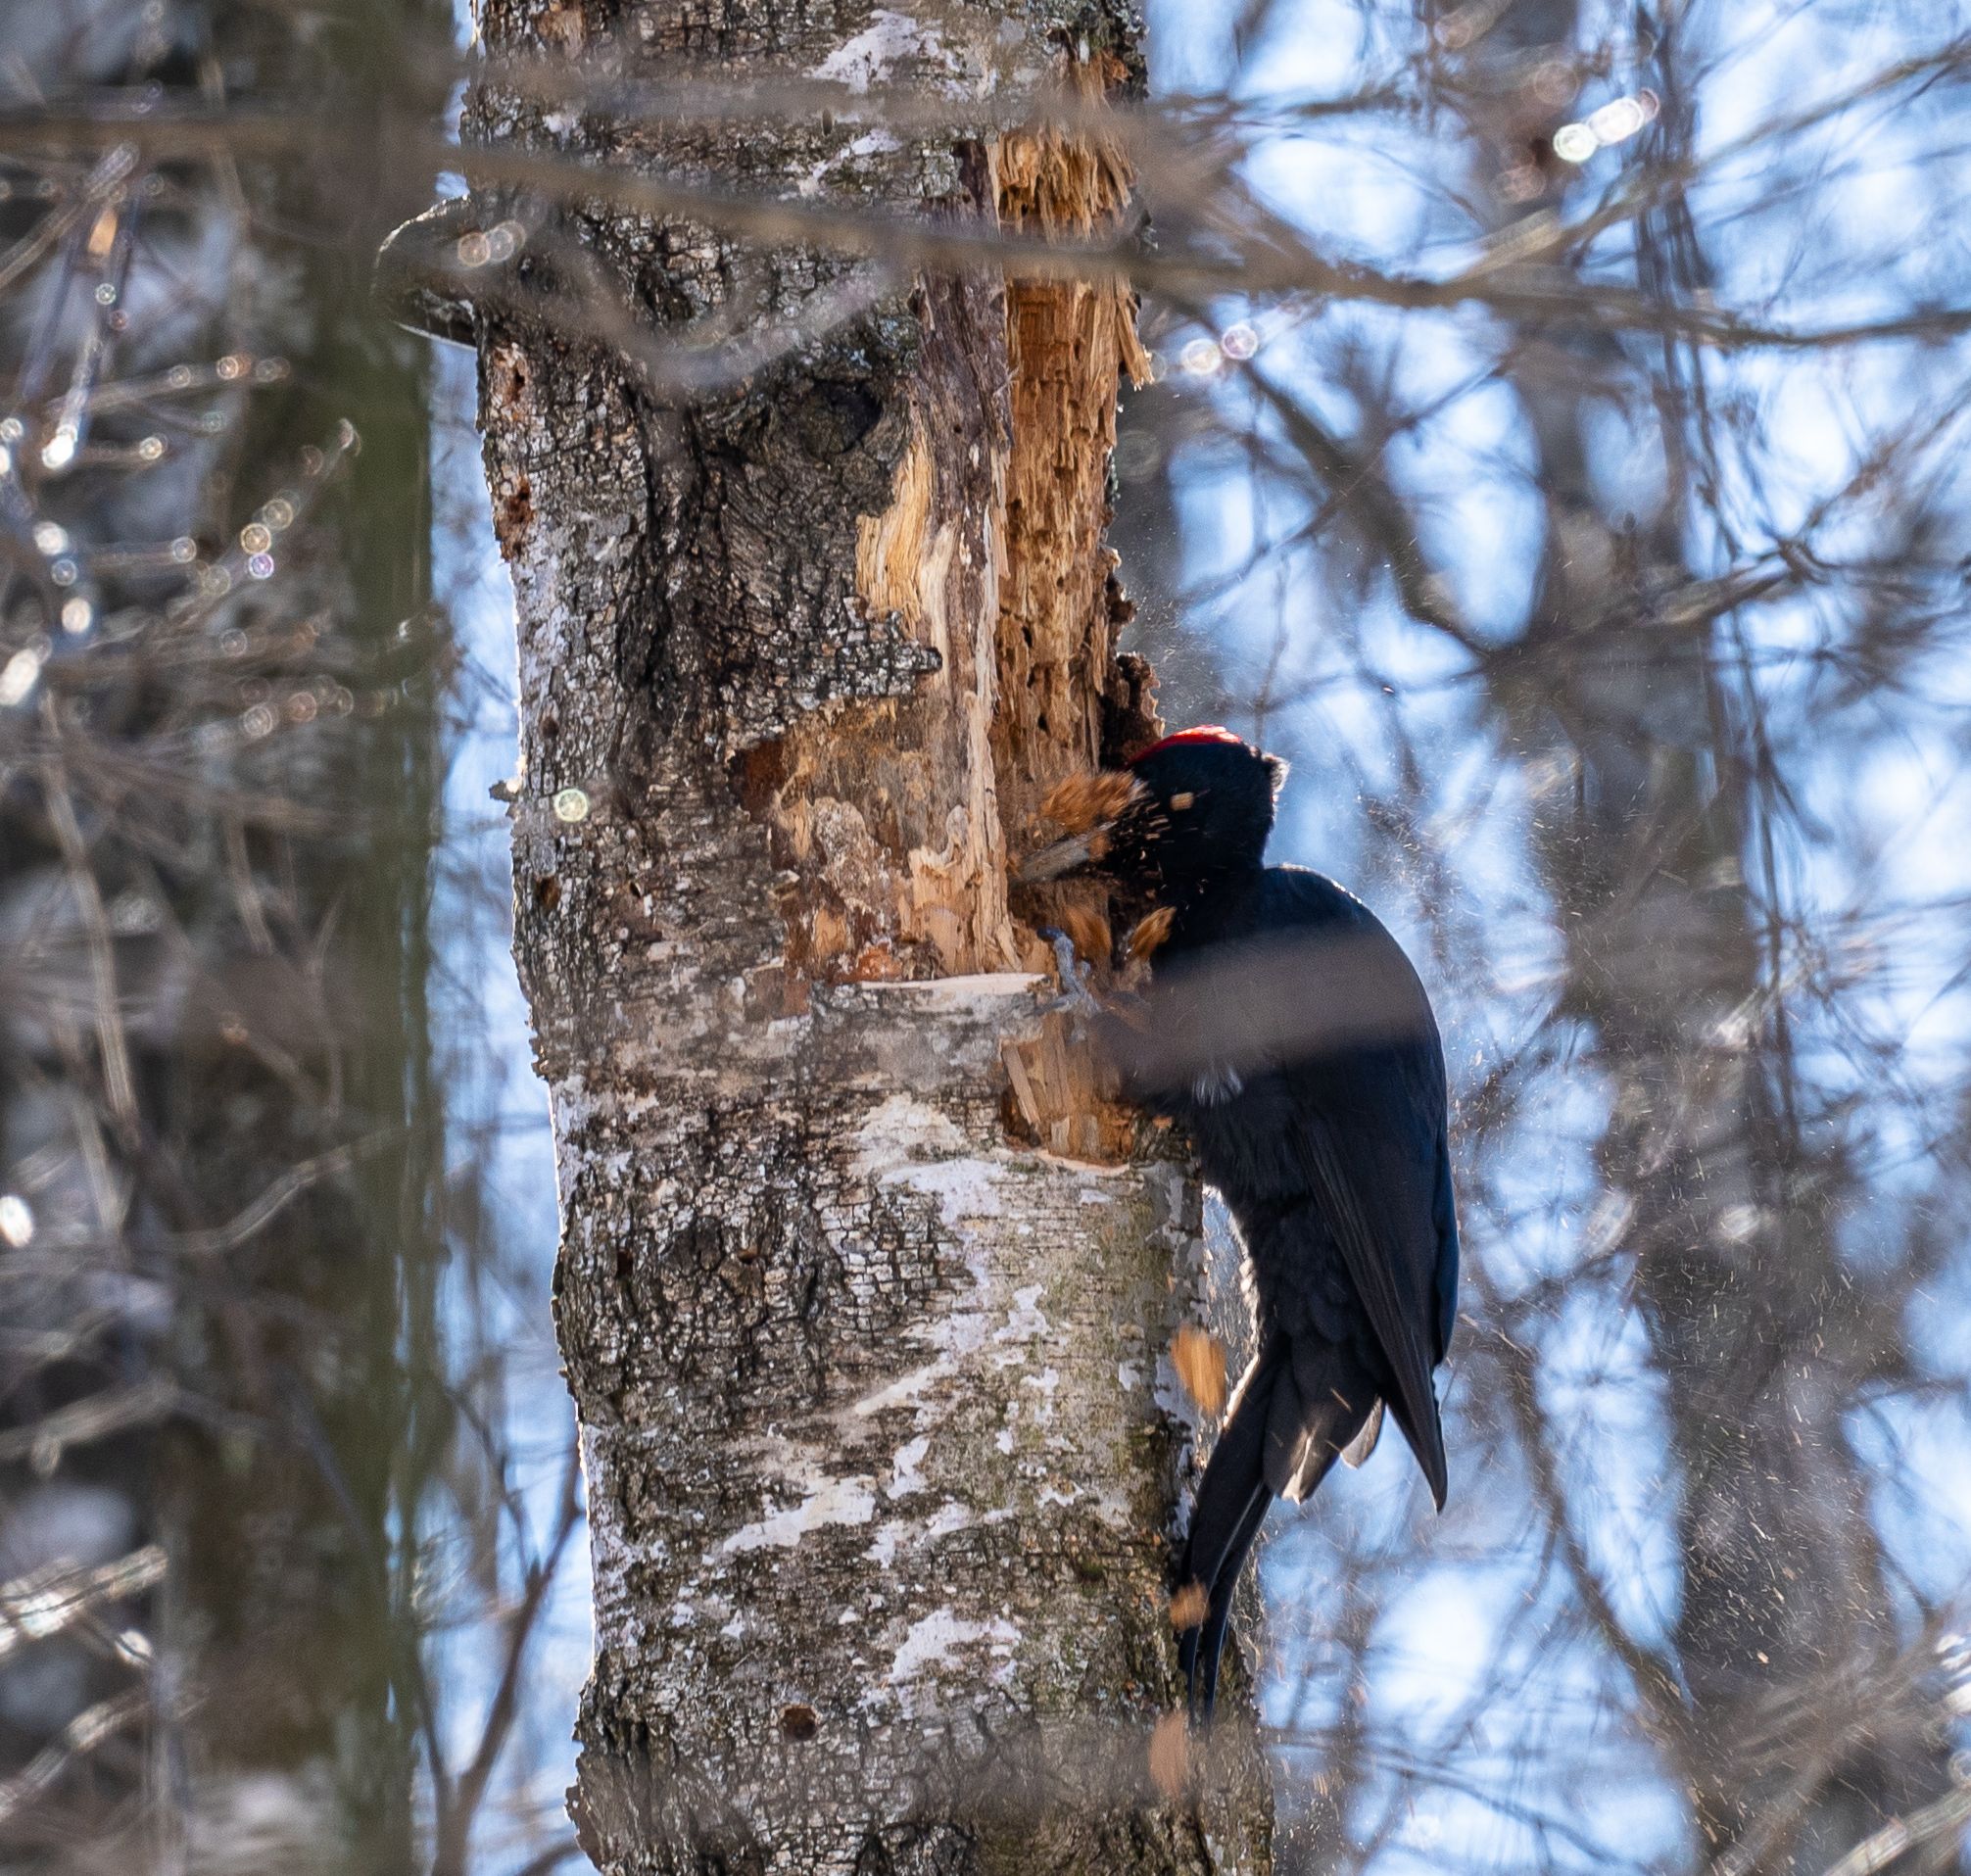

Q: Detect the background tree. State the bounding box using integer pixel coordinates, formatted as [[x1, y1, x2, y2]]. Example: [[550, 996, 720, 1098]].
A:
[[1, 5, 578, 1871]]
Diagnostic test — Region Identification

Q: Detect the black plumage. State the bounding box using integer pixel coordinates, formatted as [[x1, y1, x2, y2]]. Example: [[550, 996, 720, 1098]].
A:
[[1022, 727, 1459, 1718]]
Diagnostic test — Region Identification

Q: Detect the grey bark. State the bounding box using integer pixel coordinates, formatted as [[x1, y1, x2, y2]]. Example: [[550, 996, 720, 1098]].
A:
[[443, 1, 1275, 1869]]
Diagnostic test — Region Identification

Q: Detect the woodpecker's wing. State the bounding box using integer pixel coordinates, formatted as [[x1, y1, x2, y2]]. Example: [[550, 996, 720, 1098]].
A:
[[1163, 868, 1455, 1506], [1264, 869, 1453, 1505], [1286, 1082, 1450, 1506]]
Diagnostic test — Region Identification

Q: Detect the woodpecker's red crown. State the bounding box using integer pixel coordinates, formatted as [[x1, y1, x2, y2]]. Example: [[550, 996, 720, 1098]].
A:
[[1129, 725, 1247, 764]]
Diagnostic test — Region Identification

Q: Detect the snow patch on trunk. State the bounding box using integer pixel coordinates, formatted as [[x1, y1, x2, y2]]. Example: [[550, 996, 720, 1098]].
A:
[[889, 1607, 1020, 1681], [721, 1469, 878, 1554]]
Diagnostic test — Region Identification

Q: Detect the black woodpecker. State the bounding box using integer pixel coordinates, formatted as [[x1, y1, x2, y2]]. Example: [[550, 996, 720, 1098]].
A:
[[1021, 725, 1459, 1718]]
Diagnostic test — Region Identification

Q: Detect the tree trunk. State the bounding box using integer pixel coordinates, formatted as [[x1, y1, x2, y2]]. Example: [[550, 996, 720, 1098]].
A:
[[1461, 40, 1951, 1864], [1492, 392, 1949, 1874], [455, 3, 1274, 1870]]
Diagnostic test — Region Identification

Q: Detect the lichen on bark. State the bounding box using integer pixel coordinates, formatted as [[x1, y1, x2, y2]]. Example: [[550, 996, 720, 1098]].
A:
[[452, 0, 1274, 1867]]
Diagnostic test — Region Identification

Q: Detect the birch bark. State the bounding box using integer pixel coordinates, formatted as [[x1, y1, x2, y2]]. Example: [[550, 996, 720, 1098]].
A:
[[450, 2, 1275, 1868]]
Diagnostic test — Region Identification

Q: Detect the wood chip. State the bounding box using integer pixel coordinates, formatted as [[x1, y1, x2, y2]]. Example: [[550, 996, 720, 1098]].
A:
[[1172, 1324, 1227, 1416], [1148, 1710, 1190, 1801], [1169, 1580, 1208, 1630], [1127, 905, 1174, 961], [1058, 903, 1113, 970], [1039, 770, 1139, 834]]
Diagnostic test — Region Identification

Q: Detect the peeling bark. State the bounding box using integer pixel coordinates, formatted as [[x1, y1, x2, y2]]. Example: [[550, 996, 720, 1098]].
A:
[[456, 0, 1273, 1868]]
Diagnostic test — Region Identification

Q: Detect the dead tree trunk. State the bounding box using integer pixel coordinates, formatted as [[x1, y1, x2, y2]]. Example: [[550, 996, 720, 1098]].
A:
[[443, 3, 1274, 1869]]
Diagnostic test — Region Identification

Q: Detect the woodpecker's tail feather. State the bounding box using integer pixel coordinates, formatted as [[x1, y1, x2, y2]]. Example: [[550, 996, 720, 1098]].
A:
[[1176, 1333, 1378, 1719], [1178, 1483, 1269, 1718], [1340, 1398, 1385, 1469]]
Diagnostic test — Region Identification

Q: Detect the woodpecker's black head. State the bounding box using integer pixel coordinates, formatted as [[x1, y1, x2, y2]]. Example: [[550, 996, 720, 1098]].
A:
[[1020, 726, 1287, 892]]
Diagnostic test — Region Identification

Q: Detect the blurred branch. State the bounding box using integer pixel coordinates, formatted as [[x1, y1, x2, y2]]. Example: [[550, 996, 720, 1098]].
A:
[[0, 1379, 179, 1468], [430, 1442, 583, 1876], [38, 745, 139, 1142], [438, 134, 1971, 351], [0, 1690, 151, 1826], [0, 1547, 166, 1663], [165, 1135, 394, 1260], [1811, 1781, 1971, 1876], [14, 106, 1971, 353]]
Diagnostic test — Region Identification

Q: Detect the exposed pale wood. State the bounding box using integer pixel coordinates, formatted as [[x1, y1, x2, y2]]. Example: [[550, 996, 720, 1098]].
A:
[[993, 67, 1156, 968]]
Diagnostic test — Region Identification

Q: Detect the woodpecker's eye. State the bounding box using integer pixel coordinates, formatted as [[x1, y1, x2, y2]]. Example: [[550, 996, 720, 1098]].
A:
[[1170, 792, 1195, 810]]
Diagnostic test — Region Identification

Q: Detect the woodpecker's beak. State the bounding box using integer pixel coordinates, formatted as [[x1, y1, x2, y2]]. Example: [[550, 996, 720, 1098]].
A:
[[1018, 831, 1104, 883]]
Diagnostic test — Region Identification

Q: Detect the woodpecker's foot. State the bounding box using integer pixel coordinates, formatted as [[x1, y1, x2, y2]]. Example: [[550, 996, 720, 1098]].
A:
[[1035, 926, 1103, 1027]]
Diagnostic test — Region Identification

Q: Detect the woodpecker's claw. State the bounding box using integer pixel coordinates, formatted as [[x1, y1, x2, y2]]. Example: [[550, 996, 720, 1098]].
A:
[[1035, 926, 1103, 1027]]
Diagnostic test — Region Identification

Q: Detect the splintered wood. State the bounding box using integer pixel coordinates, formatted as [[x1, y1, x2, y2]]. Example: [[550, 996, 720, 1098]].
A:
[[759, 67, 1157, 1001], [1001, 1009, 1135, 1164], [757, 281, 1025, 991], [986, 60, 1160, 1167], [993, 58, 1155, 978]]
